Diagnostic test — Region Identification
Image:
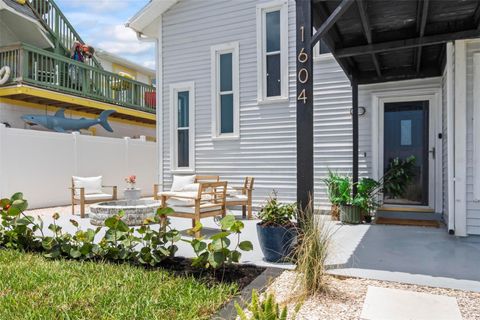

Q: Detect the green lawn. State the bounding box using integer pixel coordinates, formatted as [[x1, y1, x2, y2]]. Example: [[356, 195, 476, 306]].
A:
[[0, 250, 237, 320]]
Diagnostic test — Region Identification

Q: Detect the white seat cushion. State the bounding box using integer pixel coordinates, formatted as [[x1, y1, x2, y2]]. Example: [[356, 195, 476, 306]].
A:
[[158, 191, 213, 206], [170, 175, 196, 192], [74, 193, 113, 201], [181, 183, 199, 192], [169, 204, 222, 214], [227, 194, 248, 202], [226, 187, 240, 195], [72, 176, 103, 196]]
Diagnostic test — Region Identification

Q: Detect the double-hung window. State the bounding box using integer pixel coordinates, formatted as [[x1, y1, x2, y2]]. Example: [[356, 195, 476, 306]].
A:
[[257, 1, 288, 102], [211, 42, 239, 139], [170, 82, 195, 172]]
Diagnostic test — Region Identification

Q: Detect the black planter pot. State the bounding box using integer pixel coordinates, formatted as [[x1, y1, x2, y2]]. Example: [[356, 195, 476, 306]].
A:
[[256, 223, 297, 262]]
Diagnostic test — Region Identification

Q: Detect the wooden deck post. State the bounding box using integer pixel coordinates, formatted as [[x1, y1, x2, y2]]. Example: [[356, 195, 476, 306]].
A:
[[296, 0, 314, 215]]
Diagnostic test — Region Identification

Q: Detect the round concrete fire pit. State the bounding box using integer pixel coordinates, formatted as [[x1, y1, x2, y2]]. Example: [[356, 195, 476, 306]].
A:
[[89, 200, 161, 226]]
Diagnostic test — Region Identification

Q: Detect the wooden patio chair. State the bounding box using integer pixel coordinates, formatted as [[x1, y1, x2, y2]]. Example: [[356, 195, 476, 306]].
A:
[[226, 177, 254, 220], [158, 181, 227, 238], [153, 175, 219, 200], [70, 176, 117, 218]]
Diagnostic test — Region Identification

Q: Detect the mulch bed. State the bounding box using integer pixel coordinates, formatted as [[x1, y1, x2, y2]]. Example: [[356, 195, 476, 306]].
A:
[[156, 257, 266, 290]]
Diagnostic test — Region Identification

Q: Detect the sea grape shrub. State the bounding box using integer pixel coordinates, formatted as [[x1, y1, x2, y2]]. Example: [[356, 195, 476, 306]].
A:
[[99, 211, 140, 261], [0, 192, 39, 251], [187, 215, 253, 269], [0, 193, 252, 273], [136, 207, 181, 266]]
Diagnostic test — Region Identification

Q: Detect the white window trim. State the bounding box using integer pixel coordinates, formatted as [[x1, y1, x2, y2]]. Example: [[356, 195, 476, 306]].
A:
[[313, 43, 334, 61], [256, 0, 288, 104], [169, 82, 195, 173], [211, 42, 240, 140]]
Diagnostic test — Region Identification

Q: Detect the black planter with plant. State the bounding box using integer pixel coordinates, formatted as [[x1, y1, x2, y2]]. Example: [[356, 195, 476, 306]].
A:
[[256, 195, 297, 262]]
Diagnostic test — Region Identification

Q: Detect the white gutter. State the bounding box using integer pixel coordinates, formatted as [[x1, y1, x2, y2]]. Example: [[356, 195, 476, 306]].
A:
[[446, 42, 455, 234], [133, 28, 163, 191]]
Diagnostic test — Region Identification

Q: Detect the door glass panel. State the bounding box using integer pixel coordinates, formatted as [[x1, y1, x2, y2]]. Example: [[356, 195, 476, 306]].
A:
[[177, 129, 189, 167], [266, 53, 281, 97], [220, 94, 234, 133], [383, 101, 429, 206]]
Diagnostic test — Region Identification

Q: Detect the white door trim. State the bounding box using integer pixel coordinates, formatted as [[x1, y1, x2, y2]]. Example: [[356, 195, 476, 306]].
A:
[[371, 88, 443, 213]]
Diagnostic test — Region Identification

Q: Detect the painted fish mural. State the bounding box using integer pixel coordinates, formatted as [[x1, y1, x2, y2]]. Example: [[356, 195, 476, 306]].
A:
[[21, 109, 115, 133]]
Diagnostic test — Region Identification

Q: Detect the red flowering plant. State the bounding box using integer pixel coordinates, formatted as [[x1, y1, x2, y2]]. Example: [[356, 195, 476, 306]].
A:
[[124, 175, 136, 189]]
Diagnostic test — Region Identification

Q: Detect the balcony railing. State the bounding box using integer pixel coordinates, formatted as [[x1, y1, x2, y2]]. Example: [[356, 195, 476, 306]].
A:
[[28, 0, 103, 69], [0, 43, 156, 114]]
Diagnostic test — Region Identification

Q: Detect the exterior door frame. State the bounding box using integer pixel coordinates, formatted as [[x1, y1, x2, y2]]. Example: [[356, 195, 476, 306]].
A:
[[371, 88, 443, 213]]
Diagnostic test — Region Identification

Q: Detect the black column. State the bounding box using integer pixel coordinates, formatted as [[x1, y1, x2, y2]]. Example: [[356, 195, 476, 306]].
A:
[[296, 0, 314, 213], [352, 80, 359, 196]]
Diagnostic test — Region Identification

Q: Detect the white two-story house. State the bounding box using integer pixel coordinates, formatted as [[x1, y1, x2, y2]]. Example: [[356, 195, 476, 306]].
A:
[[127, 0, 480, 237]]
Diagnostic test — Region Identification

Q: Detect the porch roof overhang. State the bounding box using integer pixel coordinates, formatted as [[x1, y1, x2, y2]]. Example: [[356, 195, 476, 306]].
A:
[[311, 0, 480, 85], [295, 0, 480, 212]]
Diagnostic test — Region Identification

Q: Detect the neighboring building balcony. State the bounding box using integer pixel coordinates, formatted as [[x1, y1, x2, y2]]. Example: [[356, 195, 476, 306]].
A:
[[0, 43, 156, 124]]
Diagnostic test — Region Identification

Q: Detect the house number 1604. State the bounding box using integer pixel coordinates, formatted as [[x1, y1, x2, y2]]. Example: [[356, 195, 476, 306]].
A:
[[297, 26, 309, 104]]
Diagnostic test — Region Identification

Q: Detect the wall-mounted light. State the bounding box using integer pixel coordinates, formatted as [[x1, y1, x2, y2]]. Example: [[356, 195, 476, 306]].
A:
[[349, 106, 366, 116]]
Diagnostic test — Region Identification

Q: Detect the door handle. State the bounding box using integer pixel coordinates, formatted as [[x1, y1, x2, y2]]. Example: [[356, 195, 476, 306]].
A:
[[429, 147, 435, 159]]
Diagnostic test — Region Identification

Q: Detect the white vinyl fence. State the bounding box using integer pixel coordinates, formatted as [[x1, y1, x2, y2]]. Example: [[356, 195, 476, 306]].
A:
[[0, 124, 157, 208]]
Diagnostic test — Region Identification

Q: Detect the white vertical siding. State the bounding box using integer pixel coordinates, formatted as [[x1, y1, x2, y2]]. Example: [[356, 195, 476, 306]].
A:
[[465, 40, 480, 235]]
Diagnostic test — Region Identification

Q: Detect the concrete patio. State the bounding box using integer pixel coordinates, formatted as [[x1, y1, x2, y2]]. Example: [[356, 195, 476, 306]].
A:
[[26, 204, 480, 292]]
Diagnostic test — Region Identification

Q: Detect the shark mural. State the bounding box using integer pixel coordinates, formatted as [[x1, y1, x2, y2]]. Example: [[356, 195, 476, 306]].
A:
[[21, 109, 116, 133]]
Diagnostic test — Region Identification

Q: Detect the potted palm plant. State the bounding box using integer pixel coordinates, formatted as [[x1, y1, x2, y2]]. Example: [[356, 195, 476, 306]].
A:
[[323, 170, 343, 220], [256, 193, 297, 262], [330, 176, 383, 224]]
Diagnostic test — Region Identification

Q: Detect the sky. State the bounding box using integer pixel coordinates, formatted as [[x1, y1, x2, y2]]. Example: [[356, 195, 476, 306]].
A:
[[55, 0, 155, 69]]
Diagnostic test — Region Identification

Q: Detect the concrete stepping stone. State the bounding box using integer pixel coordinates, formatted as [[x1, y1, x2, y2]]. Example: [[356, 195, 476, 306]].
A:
[[361, 286, 462, 320]]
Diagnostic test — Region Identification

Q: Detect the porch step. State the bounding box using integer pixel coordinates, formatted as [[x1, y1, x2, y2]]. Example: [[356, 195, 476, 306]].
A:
[[376, 210, 442, 221]]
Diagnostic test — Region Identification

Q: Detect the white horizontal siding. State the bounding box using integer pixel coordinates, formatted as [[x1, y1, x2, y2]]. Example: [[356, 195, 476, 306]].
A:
[[162, 0, 297, 205], [465, 40, 480, 235], [161, 0, 355, 208]]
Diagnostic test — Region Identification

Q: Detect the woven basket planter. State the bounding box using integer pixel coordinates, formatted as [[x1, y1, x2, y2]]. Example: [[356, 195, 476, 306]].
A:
[[340, 205, 363, 224]]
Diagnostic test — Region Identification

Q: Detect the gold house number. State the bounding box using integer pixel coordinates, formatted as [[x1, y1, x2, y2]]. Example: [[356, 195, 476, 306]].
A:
[[297, 26, 309, 104]]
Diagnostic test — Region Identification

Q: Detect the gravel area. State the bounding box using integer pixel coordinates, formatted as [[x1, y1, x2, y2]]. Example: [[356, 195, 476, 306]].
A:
[[265, 271, 480, 320]]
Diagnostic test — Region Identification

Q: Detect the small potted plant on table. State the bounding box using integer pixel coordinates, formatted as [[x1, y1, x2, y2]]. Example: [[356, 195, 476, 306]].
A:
[[124, 175, 140, 201], [256, 193, 297, 262]]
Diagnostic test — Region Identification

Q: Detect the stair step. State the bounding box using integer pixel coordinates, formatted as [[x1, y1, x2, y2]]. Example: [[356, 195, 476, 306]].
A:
[[376, 210, 442, 221]]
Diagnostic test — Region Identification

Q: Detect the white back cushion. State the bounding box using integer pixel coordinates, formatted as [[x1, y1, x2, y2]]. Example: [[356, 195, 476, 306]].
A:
[[72, 176, 103, 195], [170, 175, 195, 192]]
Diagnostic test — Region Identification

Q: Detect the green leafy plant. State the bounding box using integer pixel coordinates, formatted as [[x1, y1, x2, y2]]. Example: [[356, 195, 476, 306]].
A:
[[186, 215, 253, 269], [0, 192, 40, 251], [257, 192, 296, 226], [235, 289, 299, 320], [293, 203, 332, 295], [322, 170, 346, 220], [136, 207, 181, 266]]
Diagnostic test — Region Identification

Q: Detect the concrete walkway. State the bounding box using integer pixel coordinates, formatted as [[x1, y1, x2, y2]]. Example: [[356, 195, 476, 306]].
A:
[[26, 204, 480, 292], [327, 222, 480, 292]]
